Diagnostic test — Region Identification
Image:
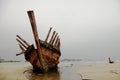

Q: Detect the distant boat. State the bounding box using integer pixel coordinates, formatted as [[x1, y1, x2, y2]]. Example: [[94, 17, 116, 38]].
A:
[[16, 10, 61, 73]]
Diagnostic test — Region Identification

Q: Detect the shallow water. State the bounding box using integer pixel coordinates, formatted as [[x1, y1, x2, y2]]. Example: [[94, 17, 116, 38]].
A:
[[24, 60, 82, 80]]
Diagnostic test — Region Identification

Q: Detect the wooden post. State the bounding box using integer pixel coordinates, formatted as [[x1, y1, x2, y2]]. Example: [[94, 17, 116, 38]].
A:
[[54, 36, 59, 46], [49, 31, 56, 44], [27, 10, 43, 67], [57, 38, 61, 49], [56, 38, 60, 48], [51, 33, 58, 45], [45, 27, 52, 42], [16, 35, 30, 46]]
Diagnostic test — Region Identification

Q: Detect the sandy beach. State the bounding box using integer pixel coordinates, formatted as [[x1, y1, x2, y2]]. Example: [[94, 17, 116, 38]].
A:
[[0, 60, 82, 80], [77, 61, 120, 80], [1, 60, 120, 80], [0, 62, 31, 80]]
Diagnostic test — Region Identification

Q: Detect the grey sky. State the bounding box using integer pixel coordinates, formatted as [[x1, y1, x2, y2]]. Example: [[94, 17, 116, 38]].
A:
[[0, 0, 120, 61]]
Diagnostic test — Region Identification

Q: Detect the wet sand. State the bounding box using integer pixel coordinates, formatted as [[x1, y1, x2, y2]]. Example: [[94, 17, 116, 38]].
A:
[[0, 62, 31, 80], [0, 60, 82, 80], [1, 60, 120, 80], [77, 61, 120, 80]]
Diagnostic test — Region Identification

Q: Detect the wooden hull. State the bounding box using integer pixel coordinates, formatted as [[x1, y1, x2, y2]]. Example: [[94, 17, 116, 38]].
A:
[[25, 41, 61, 72], [16, 10, 61, 73]]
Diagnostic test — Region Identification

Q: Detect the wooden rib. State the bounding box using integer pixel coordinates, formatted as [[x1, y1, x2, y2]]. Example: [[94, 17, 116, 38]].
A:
[[57, 38, 61, 49], [56, 38, 60, 48], [19, 44, 26, 51], [16, 35, 30, 46], [54, 36, 59, 46], [16, 38, 27, 49], [49, 31, 56, 44], [16, 44, 26, 56], [45, 27, 52, 42], [27, 10, 43, 67], [16, 51, 25, 56], [51, 33, 58, 45]]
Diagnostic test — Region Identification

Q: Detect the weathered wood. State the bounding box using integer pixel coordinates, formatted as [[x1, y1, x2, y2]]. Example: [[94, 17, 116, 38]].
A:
[[27, 10, 43, 67], [16, 10, 61, 73], [16, 51, 25, 56], [16, 44, 26, 56], [16, 35, 30, 46], [56, 38, 60, 48], [57, 38, 61, 49], [54, 36, 59, 46], [49, 31, 56, 44], [19, 44, 26, 52], [51, 33, 58, 45], [45, 27, 52, 42], [16, 38, 27, 49]]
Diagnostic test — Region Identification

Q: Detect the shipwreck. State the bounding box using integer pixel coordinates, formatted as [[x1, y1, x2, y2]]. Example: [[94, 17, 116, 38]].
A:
[[16, 10, 61, 73]]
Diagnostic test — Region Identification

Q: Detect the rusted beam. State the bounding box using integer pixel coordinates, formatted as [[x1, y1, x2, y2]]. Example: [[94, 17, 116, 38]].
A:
[[16, 35, 30, 46], [16, 38, 27, 49], [51, 33, 58, 45], [27, 10, 43, 67], [45, 27, 52, 43], [49, 31, 56, 44]]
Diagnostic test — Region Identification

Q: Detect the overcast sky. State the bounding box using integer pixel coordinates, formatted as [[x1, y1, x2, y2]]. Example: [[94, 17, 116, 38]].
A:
[[0, 0, 120, 61]]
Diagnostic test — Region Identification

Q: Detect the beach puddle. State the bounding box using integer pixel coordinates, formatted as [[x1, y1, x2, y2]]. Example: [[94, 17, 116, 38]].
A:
[[24, 69, 60, 80], [24, 60, 82, 80]]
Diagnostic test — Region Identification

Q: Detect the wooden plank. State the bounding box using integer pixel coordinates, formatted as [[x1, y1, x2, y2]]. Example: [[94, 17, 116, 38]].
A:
[[49, 31, 56, 44], [56, 38, 60, 49], [16, 35, 30, 46], [16, 44, 26, 56], [45, 27, 52, 42], [19, 44, 26, 52], [27, 10, 43, 67], [16, 51, 25, 56], [16, 39, 27, 49], [51, 33, 58, 45], [54, 36, 59, 46]]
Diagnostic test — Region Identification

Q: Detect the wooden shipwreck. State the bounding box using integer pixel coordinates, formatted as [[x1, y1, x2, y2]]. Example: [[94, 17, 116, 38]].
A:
[[16, 10, 61, 73]]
